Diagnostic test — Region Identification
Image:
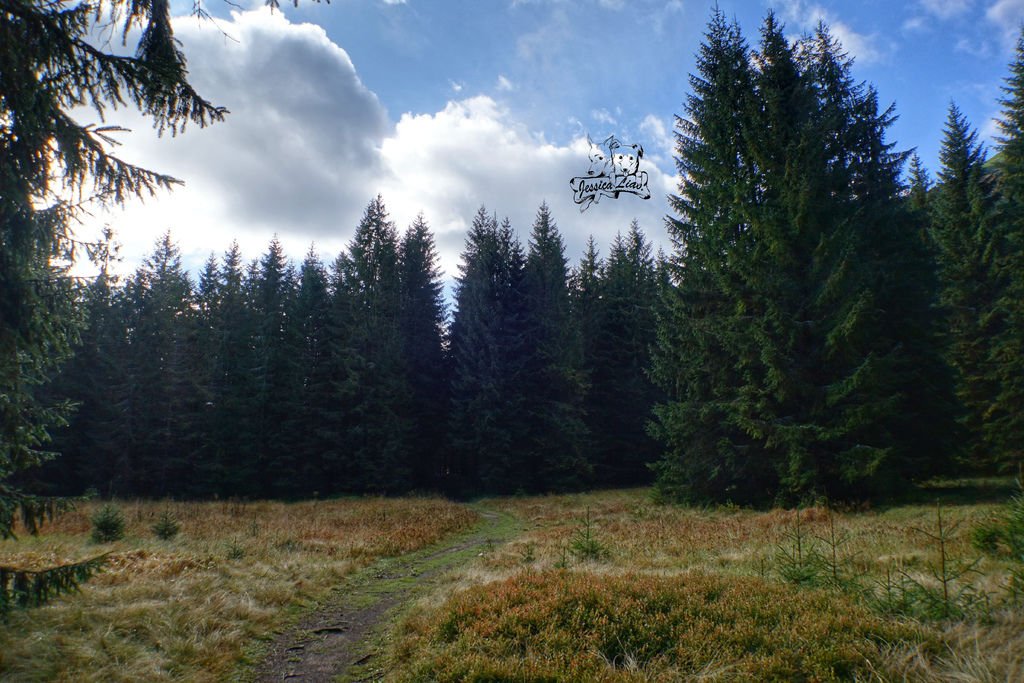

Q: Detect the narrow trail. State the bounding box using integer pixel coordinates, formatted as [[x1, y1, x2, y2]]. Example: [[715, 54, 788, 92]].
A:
[[251, 507, 519, 682]]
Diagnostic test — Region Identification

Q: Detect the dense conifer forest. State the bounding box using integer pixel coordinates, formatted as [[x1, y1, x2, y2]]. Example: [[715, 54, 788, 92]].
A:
[[5, 8, 1024, 509], [25, 199, 663, 499]]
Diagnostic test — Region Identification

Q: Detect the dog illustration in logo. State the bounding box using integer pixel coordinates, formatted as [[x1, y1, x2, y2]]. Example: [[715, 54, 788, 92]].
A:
[[571, 133, 650, 211], [586, 134, 615, 177], [612, 143, 643, 177], [610, 141, 643, 198]]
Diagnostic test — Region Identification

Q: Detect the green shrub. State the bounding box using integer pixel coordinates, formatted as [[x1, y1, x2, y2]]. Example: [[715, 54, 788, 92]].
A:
[[776, 509, 824, 586], [225, 541, 245, 560], [1006, 487, 1024, 561], [151, 511, 180, 540], [970, 480, 1024, 560], [970, 522, 1003, 554], [569, 508, 610, 562], [90, 504, 125, 543]]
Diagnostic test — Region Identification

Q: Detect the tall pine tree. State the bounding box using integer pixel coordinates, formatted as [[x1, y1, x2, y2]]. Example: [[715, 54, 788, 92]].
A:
[[398, 215, 449, 490], [652, 12, 955, 504], [989, 33, 1024, 472], [586, 222, 661, 486], [332, 196, 412, 493], [650, 9, 768, 503], [449, 208, 529, 494], [521, 204, 589, 491], [930, 104, 1000, 468]]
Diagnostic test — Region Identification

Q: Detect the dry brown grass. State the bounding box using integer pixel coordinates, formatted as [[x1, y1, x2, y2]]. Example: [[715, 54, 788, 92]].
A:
[[0, 497, 476, 682], [391, 488, 1023, 682], [476, 489, 1009, 579]]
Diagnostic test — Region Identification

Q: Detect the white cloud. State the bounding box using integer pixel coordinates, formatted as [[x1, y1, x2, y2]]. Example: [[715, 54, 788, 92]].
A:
[[987, 0, 1024, 42], [496, 75, 515, 91], [776, 0, 887, 64], [921, 0, 972, 18], [639, 114, 675, 162], [450, 80, 464, 92], [84, 8, 389, 272], [956, 35, 994, 57], [592, 108, 617, 126], [377, 96, 677, 277], [86, 9, 676, 282], [902, 16, 927, 32]]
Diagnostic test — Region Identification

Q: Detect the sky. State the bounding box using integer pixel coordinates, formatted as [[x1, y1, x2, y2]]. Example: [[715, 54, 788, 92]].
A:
[[82, 0, 1024, 286]]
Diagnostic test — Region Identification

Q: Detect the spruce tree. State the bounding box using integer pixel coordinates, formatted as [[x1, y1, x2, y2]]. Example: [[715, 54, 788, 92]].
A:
[[449, 208, 529, 494], [205, 242, 260, 496], [40, 269, 129, 496], [121, 233, 201, 496], [398, 215, 449, 490], [251, 237, 298, 496], [1, 0, 224, 533], [650, 9, 767, 503], [990, 32, 1024, 471], [521, 204, 589, 491], [1, 0, 223, 606], [652, 12, 956, 503], [280, 247, 335, 496], [332, 196, 412, 493], [587, 222, 661, 485], [930, 104, 1000, 467], [571, 237, 604, 472]]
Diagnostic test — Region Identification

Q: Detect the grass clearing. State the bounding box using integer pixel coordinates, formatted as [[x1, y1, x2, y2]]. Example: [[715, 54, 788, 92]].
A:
[[2, 484, 1021, 681], [0, 497, 476, 682], [389, 484, 1023, 681]]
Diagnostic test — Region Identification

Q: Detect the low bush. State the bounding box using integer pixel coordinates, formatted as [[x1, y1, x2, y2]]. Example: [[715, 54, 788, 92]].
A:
[[395, 570, 927, 682], [90, 505, 125, 544], [151, 512, 180, 541]]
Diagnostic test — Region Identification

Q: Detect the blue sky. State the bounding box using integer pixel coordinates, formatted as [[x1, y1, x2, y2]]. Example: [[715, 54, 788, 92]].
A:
[[94, 0, 1024, 280]]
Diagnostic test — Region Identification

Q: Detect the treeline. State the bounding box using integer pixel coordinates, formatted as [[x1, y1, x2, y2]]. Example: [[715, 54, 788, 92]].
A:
[[34, 11, 1024, 504], [648, 11, 1024, 504], [38, 200, 663, 498]]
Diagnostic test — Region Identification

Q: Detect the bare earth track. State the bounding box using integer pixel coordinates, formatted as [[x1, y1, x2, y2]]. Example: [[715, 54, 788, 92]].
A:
[[251, 508, 517, 682]]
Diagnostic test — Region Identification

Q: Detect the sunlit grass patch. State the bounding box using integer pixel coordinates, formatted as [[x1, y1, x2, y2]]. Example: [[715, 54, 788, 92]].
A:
[[394, 569, 927, 682], [0, 497, 476, 682]]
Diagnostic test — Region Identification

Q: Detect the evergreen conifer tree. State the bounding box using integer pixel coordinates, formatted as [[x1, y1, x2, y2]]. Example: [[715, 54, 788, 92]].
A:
[[203, 242, 260, 496], [398, 215, 449, 490], [332, 196, 412, 493], [250, 237, 297, 496], [449, 208, 529, 494], [280, 247, 334, 496], [990, 33, 1024, 471], [1, 0, 224, 606], [521, 204, 589, 491], [930, 104, 1001, 467], [121, 233, 201, 496], [652, 11, 956, 503], [587, 222, 661, 485], [650, 9, 767, 503]]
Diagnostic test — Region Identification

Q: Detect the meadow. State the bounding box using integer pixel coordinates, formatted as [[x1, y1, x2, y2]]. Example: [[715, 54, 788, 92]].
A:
[[393, 484, 1023, 681], [0, 483, 1022, 681], [0, 497, 476, 682]]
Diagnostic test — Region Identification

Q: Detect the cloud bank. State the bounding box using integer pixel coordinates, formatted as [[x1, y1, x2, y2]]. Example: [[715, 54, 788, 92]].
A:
[[90, 9, 676, 280]]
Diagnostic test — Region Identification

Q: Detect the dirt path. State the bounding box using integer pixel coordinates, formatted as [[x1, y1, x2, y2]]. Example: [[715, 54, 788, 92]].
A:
[[251, 507, 518, 682]]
